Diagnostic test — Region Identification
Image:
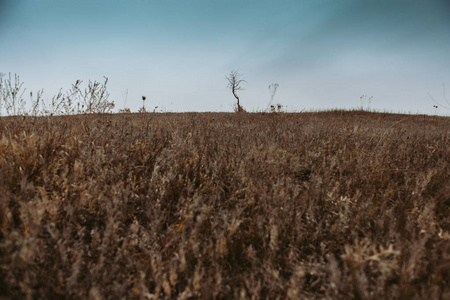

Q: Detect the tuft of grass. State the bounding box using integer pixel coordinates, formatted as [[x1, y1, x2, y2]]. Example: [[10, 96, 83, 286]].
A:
[[0, 111, 449, 299]]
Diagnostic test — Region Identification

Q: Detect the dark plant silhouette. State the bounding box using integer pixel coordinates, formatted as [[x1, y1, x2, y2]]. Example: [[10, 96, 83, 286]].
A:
[[142, 96, 146, 112]]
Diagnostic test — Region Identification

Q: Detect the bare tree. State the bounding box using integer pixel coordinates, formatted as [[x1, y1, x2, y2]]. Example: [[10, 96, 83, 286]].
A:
[[226, 70, 246, 112]]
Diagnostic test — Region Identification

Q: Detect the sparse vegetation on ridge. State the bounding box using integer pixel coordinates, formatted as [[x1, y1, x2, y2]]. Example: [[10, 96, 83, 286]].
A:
[[0, 74, 114, 117], [0, 111, 449, 299]]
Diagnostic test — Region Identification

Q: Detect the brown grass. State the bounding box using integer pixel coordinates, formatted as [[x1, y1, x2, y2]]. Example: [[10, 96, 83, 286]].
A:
[[0, 111, 449, 299]]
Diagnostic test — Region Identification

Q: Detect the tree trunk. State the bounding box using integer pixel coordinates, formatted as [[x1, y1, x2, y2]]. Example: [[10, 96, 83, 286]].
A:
[[232, 87, 241, 111]]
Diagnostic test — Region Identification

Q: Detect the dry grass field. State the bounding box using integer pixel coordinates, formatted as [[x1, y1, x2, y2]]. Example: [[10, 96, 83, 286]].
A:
[[0, 111, 449, 299]]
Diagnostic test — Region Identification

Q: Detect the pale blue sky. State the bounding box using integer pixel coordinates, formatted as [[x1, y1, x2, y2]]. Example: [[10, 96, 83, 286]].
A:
[[1, 0, 449, 114]]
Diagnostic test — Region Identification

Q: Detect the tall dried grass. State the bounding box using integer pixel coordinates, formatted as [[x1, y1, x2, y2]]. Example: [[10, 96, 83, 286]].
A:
[[0, 111, 449, 299]]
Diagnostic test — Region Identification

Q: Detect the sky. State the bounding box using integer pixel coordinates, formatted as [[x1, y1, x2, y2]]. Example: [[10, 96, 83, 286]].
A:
[[1, 0, 449, 114]]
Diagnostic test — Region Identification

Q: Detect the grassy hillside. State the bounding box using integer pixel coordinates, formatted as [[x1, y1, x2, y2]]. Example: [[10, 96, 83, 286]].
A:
[[0, 111, 449, 299]]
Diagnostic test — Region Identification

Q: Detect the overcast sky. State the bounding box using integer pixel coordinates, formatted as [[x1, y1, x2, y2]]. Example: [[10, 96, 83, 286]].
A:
[[1, 0, 449, 114]]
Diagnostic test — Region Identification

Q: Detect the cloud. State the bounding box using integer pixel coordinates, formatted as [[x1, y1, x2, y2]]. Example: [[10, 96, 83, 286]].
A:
[[0, 0, 15, 28], [257, 0, 450, 76]]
